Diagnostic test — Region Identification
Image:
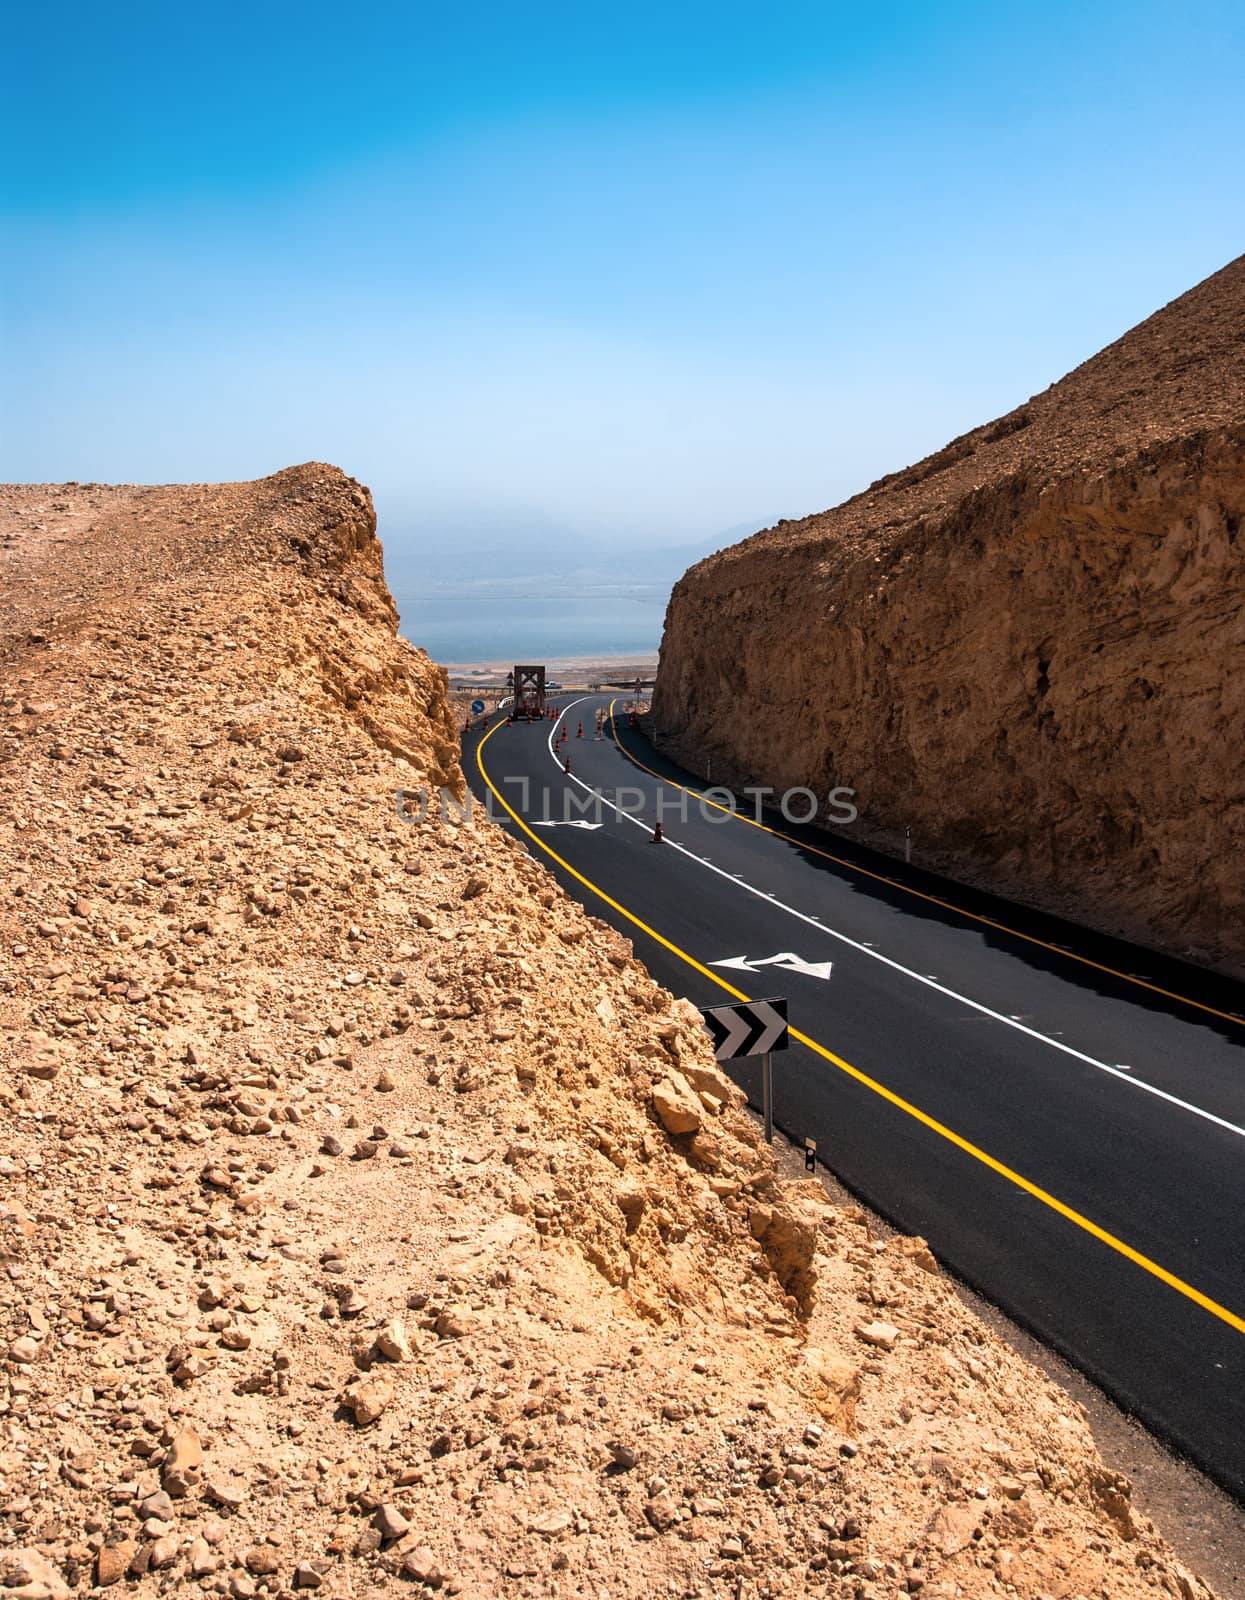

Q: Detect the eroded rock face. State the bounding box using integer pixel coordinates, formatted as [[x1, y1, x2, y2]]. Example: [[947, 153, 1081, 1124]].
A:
[[654, 256, 1245, 973]]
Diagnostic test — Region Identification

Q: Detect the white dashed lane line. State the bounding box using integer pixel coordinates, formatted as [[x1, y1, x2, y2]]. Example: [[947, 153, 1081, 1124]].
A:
[[541, 698, 1245, 1144]]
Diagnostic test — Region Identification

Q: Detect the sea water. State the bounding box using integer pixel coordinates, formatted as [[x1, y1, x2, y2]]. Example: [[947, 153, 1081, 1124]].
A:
[[392, 590, 664, 664]]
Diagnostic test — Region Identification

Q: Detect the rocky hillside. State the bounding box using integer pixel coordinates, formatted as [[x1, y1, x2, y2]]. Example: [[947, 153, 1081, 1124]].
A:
[[0, 466, 1220, 1598], [653, 255, 1245, 972]]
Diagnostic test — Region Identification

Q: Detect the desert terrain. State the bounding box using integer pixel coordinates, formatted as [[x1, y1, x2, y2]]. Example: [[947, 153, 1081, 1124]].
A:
[[0, 465, 1223, 1599]]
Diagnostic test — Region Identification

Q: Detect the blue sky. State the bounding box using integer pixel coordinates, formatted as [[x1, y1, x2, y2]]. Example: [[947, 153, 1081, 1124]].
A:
[[3, 0, 1242, 575]]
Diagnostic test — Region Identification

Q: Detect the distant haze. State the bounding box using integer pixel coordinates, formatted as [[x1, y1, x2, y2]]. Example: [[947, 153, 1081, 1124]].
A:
[[387, 518, 744, 663], [3, 2, 1241, 597]]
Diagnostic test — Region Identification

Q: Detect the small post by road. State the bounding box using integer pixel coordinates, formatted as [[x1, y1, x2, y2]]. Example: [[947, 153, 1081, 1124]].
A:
[[761, 1051, 773, 1143], [905, 825, 911, 865]]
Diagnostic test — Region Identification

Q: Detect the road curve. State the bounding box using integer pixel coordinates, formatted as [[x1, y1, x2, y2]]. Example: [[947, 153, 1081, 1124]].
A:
[[464, 695, 1245, 1499]]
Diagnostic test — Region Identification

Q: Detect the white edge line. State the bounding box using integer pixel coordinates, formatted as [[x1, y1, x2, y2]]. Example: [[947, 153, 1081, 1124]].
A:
[[534, 699, 1245, 1145]]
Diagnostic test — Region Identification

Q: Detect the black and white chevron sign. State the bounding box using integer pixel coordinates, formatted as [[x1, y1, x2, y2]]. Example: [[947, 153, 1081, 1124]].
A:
[[701, 996, 788, 1061]]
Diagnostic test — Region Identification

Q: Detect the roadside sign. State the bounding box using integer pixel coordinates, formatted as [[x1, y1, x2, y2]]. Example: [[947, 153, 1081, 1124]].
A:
[[701, 997, 788, 1060], [471, 699, 485, 715], [700, 996, 788, 1144]]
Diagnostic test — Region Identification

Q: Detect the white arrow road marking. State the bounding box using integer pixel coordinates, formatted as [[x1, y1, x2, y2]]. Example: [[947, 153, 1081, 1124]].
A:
[[540, 696, 1245, 1142], [712, 952, 834, 981], [531, 820, 603, 830]]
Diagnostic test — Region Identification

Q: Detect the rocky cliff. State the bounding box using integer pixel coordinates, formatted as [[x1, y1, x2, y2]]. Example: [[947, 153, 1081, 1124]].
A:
[[0, 466, 1222, 1597], [653, 256, 1245, 972]]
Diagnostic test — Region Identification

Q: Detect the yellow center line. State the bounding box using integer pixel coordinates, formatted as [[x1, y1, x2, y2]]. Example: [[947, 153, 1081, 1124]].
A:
[[607, 704, 1243, 1030], [476, 713, 1245, 1339]]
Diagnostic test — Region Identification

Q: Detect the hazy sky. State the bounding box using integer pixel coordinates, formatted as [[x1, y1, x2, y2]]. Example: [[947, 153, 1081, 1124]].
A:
[[3, 1, 1242, 563]]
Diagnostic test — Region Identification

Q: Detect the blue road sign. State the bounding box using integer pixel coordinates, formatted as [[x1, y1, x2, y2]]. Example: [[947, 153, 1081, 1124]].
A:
[[471, 699, 485, 715]]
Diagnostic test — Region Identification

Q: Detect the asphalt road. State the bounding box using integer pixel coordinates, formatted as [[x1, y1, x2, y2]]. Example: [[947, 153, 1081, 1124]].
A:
[[464, 694, 1245, 1499]]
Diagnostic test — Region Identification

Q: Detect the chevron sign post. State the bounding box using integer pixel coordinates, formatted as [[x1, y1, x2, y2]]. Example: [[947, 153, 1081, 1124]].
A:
[[702, 998, 788, 1060], [701, 997, 788, 1142]]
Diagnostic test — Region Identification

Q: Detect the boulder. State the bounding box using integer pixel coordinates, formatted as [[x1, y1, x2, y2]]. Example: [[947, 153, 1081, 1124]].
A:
[[651, 1073, 702, 1136]]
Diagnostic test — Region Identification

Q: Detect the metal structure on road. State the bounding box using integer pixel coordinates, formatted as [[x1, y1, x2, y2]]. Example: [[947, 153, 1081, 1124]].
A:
[[701, 996, 789, 1142], [512, 665, 546, 721]]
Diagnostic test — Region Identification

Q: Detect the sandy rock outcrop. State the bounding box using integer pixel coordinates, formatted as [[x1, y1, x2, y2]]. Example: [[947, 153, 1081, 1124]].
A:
[[0, 466, 1220, 1597], [654, 254, 1245, 972]]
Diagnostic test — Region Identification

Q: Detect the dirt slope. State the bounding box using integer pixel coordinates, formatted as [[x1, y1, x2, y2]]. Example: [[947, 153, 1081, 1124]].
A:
[[0, 465, 1219, 1598], [653, 255, 1245, 972]]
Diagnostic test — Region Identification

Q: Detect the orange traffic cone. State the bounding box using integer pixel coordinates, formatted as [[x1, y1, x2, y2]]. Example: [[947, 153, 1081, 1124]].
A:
[[652, 821, 663, 843], [564, 754, 572, 774], [577, 721, 583, 738]]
